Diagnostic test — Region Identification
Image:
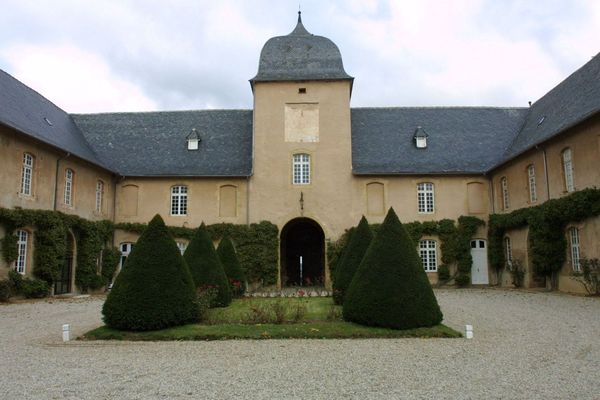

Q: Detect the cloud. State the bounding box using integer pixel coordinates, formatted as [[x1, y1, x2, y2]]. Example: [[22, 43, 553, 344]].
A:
[[1, 44, 157, 112]]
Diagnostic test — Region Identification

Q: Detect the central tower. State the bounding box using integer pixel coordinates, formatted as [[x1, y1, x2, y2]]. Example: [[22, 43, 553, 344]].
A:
[[249, 13, 355, 287]]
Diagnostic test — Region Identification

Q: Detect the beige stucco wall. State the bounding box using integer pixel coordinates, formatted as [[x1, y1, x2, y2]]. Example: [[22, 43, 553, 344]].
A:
[[0, 126, 113, 288], [114, 177, 248, 227], [559, 215, 600, 294], [0, 125, 114, 221], [491, 114, 600, 213]]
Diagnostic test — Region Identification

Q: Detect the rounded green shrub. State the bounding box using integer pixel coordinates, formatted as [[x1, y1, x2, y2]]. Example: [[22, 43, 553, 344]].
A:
[[332, 216, 373, 305], [0, 279, 11, 302], [216, 236, 246, 297], [184, 223, 232, 307], [21, 278, 50, 298], [343, 208, 443, 330], [102, 214, 198, 331]]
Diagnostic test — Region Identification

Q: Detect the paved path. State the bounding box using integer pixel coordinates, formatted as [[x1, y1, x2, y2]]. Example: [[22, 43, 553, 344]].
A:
[[0, 289, 598, 399]]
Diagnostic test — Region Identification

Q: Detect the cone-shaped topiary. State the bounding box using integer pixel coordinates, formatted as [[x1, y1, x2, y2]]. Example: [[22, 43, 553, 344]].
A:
[[332, 217, 372, 305], [343, 208, 443, 329], [102, 214, 198, 331], [217, 236, 246, 297], [184, 223, 232, 307]]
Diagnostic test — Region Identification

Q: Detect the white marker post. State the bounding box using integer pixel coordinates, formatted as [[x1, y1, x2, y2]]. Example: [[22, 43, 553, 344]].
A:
[[465, 324, 473, 339], [62, 324, 71, 342]]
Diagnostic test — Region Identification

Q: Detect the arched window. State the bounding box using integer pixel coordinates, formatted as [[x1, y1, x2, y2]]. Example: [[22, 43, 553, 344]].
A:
[[527, 164, 537, 203], [177, 242, 187, 255], [15, 230, 29, 274], [292, 153, 310, 185], [64, 168, 74, 206], [569, 227, 581, 272], [95, 180, 104, 213], [500, 177, 509, 210], [419, 240, 437, 272], [504, 236, 513, 268], [562, 148, 574, 192], [171, 185, 188, 215], [119, 242, 134, 270], [20, 153, 34, 196], [417, 182, 435, 213]]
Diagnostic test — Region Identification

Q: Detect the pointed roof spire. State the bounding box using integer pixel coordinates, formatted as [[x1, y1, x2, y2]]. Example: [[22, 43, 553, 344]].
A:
[[291, 9, 310, 35]]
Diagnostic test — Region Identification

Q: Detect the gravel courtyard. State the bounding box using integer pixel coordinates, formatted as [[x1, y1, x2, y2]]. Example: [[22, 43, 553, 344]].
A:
[[0, 289, 598, 399]]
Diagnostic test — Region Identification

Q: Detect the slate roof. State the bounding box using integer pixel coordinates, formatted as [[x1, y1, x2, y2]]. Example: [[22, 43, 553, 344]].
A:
[[250, 13, 353, 85], [0, 69, 107, 169], [501, 52, 600, 163], [72, 110, 253, 177], [351, 107, 528, 175]]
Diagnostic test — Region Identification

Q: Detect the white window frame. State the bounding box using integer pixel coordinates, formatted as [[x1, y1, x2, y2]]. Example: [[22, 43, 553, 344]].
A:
[[527, 164, 537, 203], [292, 153, 311, 185], [419, 240, 437, 272], [177, 242, 187, 255], [64, 168, 74, 206], [95, 180, 104, 213], [501, 177, 509, 210], [15, 230, 28, 274], [20, 153, 34, 196], [171, 185, 188, 216], [417, 182, 435, 213], [569, 227, 581, 272], [504, 236, 513, 268], [562, 148, 574, 192], [119, 242, 134, 270]]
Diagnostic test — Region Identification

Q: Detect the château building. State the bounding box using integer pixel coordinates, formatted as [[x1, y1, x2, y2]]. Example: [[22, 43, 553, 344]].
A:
[[1, 13, 599, 294]]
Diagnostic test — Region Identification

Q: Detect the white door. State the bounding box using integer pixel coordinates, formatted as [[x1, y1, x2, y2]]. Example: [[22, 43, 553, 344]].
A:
[[470, 239, 489, 285]]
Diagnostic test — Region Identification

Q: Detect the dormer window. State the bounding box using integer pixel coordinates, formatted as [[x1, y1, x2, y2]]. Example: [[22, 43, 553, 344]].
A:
[[186, 128, 200, 150], [414, 126, 428, 149]]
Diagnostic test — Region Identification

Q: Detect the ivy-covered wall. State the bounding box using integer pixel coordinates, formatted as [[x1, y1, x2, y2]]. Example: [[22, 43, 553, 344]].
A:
[[488, 188, 600, 287], [115, 221, 279, 285], [0, 208, 119, 292], [327, 216, 485, 286]]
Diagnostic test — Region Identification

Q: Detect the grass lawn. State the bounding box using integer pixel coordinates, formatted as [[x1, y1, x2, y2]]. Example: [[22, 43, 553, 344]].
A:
[[82, 297, 461, 341]]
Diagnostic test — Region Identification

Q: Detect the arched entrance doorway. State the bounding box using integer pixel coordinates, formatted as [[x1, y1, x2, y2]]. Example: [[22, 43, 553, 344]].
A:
[[280, 218, 325, 287], [54, 233, 74, 295]]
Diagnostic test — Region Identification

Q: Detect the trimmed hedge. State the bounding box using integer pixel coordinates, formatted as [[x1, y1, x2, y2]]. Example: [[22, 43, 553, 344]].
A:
[[343, 208, 443, 329], [102, 214, 198, 331], [217, 236, 246, 297], [184, 224, 232, 307], [332, 216, 372, 305]]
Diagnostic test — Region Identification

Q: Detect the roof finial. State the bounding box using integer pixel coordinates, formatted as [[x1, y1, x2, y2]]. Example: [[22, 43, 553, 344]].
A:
[[298, 5, 302, 24]]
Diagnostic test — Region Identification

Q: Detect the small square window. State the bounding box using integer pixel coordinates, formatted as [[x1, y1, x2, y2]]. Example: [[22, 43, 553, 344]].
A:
[[298, 88, 306, 94]]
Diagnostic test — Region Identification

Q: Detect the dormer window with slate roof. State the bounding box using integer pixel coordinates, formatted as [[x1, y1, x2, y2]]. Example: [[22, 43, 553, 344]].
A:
[[414, 126, 428, 149], [186, 128, 200, 151]]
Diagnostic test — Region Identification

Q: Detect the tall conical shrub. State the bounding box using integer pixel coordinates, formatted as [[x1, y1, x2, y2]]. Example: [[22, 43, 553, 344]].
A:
[[332, 217, 372, 305], [102, 214, 198, 331], [184, 223, 232, 307], [217, 236, 246, 297], [343, 208, 443, 329]]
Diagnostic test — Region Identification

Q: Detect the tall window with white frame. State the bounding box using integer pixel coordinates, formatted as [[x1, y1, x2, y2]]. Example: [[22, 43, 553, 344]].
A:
[[64, 168, 74, 206], [417, 182, 435, 213], [95, 180, 104, 213], [500, 176, 509, 210], [20, 153, 34, 195], [527, 164, 537, 203], [292, 153, 310, 185], [569, 227, 581, 272], [504, 236, 513, 268], [419, 240, 437, 272], [15, 230, 28, 274], [171, 185, 188, 215], [562, 148, 574, 192]]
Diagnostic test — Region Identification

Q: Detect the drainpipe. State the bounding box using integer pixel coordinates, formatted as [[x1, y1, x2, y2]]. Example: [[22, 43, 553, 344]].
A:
[[537, 145, 550, 201], [246, 175, 250, 226], [53, 152, 70, 210]]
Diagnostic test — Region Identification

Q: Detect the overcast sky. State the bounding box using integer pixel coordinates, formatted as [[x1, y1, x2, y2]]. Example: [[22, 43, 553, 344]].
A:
[[1, 0, 599, 113]]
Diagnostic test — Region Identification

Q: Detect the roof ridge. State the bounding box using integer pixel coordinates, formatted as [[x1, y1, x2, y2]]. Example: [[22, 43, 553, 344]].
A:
[[71, 108, 253, 116], [351, 106, 528, 110]]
